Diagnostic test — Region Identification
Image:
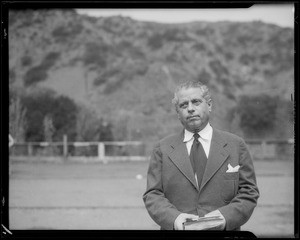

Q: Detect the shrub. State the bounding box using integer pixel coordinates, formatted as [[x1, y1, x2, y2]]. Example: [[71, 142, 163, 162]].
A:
[[43, 52, 60, 68], [196, 26, 214, 36], [24, 66, 48, 86], [52, 22, 83, 41], [239, 54, 255, 65], [236, 94, 278, 138], [192, 42, 206, 52], [82, 42, 109, 68], [21, 55, 32, 67], [197, 69, 211, 85], [24, 52, 60, 86], [148, 33, 164, 50], [209, 59, 229, 78], [22, 90, 78, 142]]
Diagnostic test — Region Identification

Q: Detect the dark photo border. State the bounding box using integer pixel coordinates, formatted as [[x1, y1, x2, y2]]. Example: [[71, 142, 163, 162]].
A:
[[1, 1, 298, 239]]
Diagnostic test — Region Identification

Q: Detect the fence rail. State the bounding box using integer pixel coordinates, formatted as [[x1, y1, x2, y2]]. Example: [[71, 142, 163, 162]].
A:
[[9, 139, 294, 163], [9, 141, 147, 163], [246, 139, 294, 160]]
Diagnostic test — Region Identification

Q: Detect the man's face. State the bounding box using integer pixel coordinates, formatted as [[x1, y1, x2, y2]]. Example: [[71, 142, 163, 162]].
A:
[[176, 87, 211, 133]]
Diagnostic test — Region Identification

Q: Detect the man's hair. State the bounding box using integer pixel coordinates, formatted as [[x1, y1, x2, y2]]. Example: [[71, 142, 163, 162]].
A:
[[172, 81, 211, 109]]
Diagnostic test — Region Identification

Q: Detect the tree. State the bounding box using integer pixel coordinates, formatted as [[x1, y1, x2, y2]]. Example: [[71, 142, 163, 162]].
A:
[[43, 114, 56, 155], [9, 96, 27, 142], [43, 115, 55, 142], [51, 95, 78, 141], [235, 94, 278, 138], [76, 105, 100, 141], [22, 89, 78, 142], [97, 119, 113, 142]]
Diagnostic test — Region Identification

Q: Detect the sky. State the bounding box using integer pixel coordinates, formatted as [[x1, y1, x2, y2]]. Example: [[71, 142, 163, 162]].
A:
[[76, 4, 294, 28]]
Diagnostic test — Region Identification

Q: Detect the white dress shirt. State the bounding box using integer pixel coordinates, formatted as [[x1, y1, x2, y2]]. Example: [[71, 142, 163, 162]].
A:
[[183, 122, 213, 158], [183, 122, 213, 186]]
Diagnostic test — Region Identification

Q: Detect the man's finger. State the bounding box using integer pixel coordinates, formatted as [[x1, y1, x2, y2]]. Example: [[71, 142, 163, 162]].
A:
[[185, 215, 199, 221]]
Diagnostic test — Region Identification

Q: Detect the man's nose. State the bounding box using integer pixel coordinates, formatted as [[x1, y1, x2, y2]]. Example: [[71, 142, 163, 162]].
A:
[[187, 102, 194, 113]]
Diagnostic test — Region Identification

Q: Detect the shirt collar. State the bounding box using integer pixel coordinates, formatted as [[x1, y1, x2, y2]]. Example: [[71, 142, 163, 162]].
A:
[[183, 122, 213, 143]]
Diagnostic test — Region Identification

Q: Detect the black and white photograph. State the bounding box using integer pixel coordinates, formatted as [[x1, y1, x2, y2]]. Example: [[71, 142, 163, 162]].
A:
[[5, 2, 295, 238]]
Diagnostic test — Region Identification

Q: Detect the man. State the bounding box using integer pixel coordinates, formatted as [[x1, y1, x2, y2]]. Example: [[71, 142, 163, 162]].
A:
[[143, 81, 259, 230]]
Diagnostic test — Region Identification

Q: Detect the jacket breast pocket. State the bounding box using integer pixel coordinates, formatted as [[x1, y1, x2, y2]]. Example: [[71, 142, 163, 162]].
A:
[[220, 173, 238, 203], [223, 172, 239, 180]]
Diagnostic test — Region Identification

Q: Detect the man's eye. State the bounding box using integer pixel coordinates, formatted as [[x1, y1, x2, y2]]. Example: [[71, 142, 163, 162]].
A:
[[179, 103, 188, 108], [193, 100, 202, 105]]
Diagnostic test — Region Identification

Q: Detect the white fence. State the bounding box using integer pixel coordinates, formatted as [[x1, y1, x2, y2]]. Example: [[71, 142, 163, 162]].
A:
[[9, 139, 294, 163], [246, 139, 294, 160], [9, 141, 147, 163]]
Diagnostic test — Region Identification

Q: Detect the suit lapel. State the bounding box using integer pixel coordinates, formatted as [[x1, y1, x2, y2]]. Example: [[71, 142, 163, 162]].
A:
[[167, 131, 198, 190], [199, 129, 229, 191]]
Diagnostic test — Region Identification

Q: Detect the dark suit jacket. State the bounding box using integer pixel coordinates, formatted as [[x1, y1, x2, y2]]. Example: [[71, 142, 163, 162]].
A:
[[143, 128, 259, 230]]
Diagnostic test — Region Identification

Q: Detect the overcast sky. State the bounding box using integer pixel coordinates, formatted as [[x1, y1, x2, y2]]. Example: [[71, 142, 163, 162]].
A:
[[76, 4, 294, 28]]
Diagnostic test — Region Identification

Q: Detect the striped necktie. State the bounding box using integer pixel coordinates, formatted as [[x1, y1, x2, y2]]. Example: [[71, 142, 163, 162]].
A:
[[190, 133, 208, 188]]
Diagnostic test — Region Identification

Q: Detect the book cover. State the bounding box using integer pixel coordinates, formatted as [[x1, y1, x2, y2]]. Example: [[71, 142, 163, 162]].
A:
[[183, 216, 224, 230]]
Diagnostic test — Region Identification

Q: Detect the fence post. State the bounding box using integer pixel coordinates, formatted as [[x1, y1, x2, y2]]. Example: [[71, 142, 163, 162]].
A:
[[28, 143, 32, 156], [63, 135, 68, 159], [261, 140, 266, 159], [98, 142, 107, 164]]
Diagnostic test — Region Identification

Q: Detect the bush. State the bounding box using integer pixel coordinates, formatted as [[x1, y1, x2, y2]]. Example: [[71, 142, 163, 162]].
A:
[[117, 40, 145, 59], [82, 42, 109, 68], [239, 54, 255, 65], [24, 66, 48, 86], [192, 42, 206, 52], [197, 69, 211, 85], [21, 55, 32, 67], [162, 28, 190, 41], [148, 33, 164, 50], [148, 28, 190, 50], [223, 85, 236, 100], [209, 59, 229, 78], [52, 22, 83, 41], [43, 52, 60, 67], [24, 52, 60, 86], [94, 61, 148, 90], [196, 26, 214, 36], [236, 94, 278, 138], [22, 90, 78, 142], [224, 51, 234, 61]]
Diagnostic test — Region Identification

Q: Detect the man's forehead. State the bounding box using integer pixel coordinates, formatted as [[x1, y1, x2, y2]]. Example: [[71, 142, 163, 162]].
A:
[[177, 87, 205, 99]]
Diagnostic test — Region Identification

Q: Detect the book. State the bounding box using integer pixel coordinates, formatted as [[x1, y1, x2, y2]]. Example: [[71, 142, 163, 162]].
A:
[[183, 216, 224, 230]]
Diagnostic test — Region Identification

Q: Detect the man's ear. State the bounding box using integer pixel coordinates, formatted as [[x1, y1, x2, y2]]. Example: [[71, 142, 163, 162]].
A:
[[207, 100, 212, 112], [175, 105, 179, 115]]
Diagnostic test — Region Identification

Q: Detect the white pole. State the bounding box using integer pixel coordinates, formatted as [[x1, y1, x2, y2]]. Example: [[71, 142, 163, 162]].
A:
[[98, 142, 107, 164], [63, 135, 68, 159]]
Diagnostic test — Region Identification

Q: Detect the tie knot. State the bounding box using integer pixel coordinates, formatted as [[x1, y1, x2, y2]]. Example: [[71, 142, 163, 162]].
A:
[[193, 133, 200, 142]]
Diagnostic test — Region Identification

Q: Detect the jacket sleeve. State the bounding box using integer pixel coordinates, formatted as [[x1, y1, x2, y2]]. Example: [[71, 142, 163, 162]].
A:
[[218, 138, 260, 230], [142, 142, 181, 230]]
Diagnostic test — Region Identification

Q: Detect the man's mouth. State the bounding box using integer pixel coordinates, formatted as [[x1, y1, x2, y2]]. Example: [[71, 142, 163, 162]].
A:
[[187, 115, 200, 120]]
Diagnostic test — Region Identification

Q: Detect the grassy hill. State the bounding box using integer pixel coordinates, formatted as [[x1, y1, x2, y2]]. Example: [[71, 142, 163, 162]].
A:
[[8, 9, 294, 142]]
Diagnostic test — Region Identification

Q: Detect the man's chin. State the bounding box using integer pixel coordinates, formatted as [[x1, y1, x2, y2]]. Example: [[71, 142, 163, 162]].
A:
[[187, 123, 202, 132]]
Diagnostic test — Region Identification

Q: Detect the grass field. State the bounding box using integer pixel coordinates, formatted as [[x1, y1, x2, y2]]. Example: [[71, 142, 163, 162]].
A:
[[8, 159, 294, 238]]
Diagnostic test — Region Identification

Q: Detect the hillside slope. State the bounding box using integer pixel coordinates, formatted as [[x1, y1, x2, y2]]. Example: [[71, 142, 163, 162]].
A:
[[8, 9, 294, 141]]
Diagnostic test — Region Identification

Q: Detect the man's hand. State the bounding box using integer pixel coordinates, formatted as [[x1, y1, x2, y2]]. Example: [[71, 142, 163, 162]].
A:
[[204, 210, 226, 230], [174, 213, 199, 230]]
